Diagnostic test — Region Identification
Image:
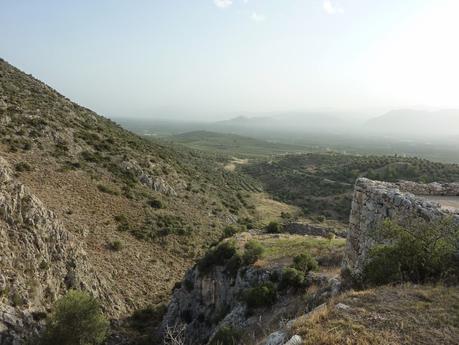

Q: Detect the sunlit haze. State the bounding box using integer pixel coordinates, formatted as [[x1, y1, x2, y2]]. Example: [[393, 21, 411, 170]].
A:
[[1, 0, 459, 120]]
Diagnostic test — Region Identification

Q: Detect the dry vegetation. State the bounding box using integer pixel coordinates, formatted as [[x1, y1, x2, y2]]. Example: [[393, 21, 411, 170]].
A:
[[0, 58, 258, 314], [293, 284, 459, 345]]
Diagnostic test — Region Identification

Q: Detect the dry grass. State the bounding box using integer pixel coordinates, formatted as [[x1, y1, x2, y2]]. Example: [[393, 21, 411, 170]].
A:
[[250, 193, 300, 225], [293, 284, 459, 345], [254, 234, 345, 263]]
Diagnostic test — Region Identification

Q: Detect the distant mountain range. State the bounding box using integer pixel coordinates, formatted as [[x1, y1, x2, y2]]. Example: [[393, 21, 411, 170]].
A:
[[365, 109, 459, 138]]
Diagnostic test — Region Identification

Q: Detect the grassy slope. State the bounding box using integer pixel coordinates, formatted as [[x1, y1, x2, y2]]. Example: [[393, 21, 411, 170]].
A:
[[0, 58, 258, 314], [293, 284, 459, 345]]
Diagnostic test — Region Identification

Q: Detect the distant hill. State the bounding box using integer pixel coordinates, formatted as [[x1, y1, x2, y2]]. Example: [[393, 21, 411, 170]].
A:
[[212, 112, 349, 134], [366, 109, 459, 138], [168, 130, 312, 157]]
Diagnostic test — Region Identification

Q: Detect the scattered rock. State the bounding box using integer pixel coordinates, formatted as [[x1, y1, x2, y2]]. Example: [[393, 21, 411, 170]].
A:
[[335, 303, 351, 311], [284, 335, 302, 345], [265, 331, 287, 345]]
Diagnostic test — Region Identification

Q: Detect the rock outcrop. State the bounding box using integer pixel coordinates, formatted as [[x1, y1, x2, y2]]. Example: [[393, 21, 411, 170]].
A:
[[0, 156, 119, 343], [343, 178, 459, 280], [161, 242, 342, 345]]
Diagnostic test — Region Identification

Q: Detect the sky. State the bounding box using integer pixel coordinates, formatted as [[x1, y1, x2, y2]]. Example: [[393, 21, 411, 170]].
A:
[[1, 0, 459, 120]]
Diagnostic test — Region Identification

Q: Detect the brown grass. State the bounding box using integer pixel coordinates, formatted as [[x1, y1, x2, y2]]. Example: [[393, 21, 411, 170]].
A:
[[293, 284, 459, 345]]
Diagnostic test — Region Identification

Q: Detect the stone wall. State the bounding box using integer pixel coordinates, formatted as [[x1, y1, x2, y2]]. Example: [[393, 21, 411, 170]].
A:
[[283, 222, 346, 238], [342, 178, 459, 280]]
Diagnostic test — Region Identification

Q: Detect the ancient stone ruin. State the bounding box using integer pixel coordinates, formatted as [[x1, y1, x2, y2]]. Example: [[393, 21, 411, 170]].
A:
[[343, 178, 459, 280]]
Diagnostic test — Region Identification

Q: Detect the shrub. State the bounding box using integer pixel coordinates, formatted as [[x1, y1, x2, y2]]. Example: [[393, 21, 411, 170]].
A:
[[242, 240, 264, 265], [265, 221, 282, 234], [363, 218, 459, 285], [40, 290, 108, 345], [243, 282, 277, 310], [210, 326, 242, 345], [222, 225, 238, 239], [15, 162, 32, 172], [280, 268, 305, 289], [198, 241, 238, 274], [109, 240, 123, 251], [293, 253, 318, 273], [225, 253, 243, 277], [324, 232, 336, 243], [115, 214, 131, 232], [130, 303, 167, 332], [147, 197, 163, 209], [97, 184, 119, 195]]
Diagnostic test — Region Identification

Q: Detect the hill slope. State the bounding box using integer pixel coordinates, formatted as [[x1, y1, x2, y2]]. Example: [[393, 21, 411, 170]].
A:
[[366, 109, 459, 138], [0, 58, 256, 322]]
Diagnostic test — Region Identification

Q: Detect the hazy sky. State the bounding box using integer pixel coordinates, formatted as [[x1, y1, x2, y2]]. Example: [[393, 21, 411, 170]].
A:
[[1, 0, 459, 120]]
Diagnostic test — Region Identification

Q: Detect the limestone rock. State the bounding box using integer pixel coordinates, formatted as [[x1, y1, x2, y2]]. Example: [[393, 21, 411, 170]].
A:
[[0, 156, 120, 343], [284, 335, 302, 345], [343, 178, 459, 281], [265, 331, 288, 345]]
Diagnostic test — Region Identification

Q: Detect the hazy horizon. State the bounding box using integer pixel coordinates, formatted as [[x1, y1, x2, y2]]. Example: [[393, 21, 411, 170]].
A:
[[2, 0, 459, 121]]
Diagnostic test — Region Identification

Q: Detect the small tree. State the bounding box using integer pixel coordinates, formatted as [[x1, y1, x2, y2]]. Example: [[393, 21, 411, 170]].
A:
[[293, 253, 318, 274], [265, 221, 282, 234], [364, 217, 459, 285], [243, 241, 264, 265], [40, 290, 109, 345]]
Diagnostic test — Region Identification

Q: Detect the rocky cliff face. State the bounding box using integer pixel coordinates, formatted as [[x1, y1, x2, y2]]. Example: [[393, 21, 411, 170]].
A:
[[161, 237, 342, 345], [0, 156, 121, 343], [343, 178, 459, 280], [161, 263, 270, 345]]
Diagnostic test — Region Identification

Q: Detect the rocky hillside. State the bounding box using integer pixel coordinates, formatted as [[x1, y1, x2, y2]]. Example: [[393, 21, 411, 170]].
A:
[[0, 156, 123, 342], [161, 233, 345, 345], [0, 58, 257, 327]]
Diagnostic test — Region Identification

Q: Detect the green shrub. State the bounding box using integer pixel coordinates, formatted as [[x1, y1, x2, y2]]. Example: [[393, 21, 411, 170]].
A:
[[242, 240, 264, 265], [293, 253, 318, 273], [115, 214, 131, 232], [363, 218, 459, 285], [97, 184, 119, 195], [15, 162, 32, 172], [40, 290, 108, 345], [198, 241, 238, 274], [265, 221, 282, 234], [130, 303, 167, 332], [243, 282, 277, 310], [222, 225, 238, 239], [280, 267, 305, 289], [210, 326, 242, 345], [147, 197, 163, 209], [109, 240, 123, 251], [225, 253, 243, 277]]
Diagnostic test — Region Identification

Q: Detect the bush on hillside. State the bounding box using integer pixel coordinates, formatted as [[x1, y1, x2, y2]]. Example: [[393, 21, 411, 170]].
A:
[[293, 253, 318, 274], [221, 225, 238, 239], [243, 282, 277, 310], [280, 267, 305, 289], [147, 197, 163, 209], [242, 240, 264, 265], [39, 290, 108, 345], [198, 241, 238, 274], [364, 218, 459, 285], [265, 221, 282, 234]]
